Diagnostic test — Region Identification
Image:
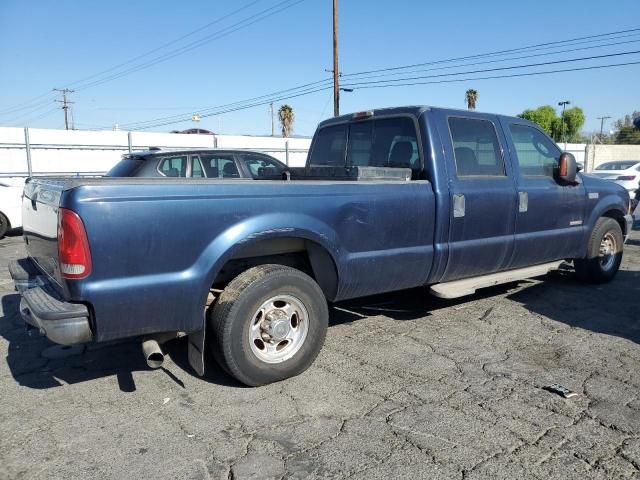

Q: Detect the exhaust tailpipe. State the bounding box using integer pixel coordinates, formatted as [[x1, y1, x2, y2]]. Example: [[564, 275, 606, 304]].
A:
[[142, 338, 164, 369]]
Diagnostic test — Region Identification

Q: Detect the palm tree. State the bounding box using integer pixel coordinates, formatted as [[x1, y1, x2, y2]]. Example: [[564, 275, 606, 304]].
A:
[[278, 104, 295, 138], [465, 89, 478, 111]]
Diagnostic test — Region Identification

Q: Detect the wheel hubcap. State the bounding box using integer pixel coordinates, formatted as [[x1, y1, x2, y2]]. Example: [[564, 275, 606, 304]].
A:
[[599, 232, 617, 271], [249, 295, 308, 364]]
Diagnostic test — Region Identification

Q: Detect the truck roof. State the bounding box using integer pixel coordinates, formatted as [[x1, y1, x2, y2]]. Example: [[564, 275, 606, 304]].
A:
[[318, 105, 530, 128]]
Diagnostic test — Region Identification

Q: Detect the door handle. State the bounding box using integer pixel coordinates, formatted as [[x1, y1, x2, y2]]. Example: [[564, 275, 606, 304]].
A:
[[453, 194, 465, 218], [518, 192, 528, 213]]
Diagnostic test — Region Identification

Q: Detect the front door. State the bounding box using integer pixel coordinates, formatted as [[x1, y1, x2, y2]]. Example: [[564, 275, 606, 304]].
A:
[[500, 120, 586, 268], [436, 113, 518, 281]]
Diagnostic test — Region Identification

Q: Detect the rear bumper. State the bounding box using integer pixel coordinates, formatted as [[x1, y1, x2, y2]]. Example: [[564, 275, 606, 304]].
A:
[[8, 258, 93, 345]]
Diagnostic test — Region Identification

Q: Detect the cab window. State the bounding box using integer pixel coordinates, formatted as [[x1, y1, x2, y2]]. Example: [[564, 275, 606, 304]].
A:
[[509, 124, 560, 177], [308, 125, 348, 166], [308, 117, 420, 172]]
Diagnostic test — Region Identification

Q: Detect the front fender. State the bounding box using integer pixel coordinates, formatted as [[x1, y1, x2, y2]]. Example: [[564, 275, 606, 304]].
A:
[[581, 194, 628, 254]]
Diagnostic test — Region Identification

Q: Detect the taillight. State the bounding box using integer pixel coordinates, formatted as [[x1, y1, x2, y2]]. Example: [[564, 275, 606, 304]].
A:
[[616, 175, 636, 181], [58, 208, 92, 279]]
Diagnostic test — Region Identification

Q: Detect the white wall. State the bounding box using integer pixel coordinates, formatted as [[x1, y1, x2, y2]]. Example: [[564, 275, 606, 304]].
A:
[[0, 127, 311, 177], [585, 144, 640, 171]]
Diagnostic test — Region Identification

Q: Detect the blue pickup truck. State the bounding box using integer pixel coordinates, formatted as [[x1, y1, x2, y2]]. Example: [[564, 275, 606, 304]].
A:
[[9, 106, 634, 386]]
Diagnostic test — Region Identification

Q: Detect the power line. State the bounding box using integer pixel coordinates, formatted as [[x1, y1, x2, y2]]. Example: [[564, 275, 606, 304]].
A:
[[342, 36, 640, 82], [126, 60, 640, 131], [341, 49, 640, 87], [129, 85, 333, 131], [0, 0, 294, 115], [72, 0, 308, 92], [66, 0, 264, 89], [341, 27, 640, 78], [114, 32, 640, 131], [340, 60, 640, 90], [119, 77, 333, 129], [17, 107, 60, 126]]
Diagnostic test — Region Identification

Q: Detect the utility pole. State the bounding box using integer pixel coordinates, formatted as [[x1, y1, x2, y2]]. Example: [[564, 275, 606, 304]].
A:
[[54, 88, 75, 130], [332, 0, 340, 117], [597, 115, 611, 143], [558, 100, 570, 147], [270, 102, 275, 136]]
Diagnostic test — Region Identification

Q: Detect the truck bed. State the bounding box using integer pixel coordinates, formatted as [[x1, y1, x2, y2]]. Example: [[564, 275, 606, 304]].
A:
[[22, 176, 437, 341]]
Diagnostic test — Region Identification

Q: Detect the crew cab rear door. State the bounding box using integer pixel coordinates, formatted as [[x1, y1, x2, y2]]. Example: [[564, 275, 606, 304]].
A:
[[499, 119, 586, 267], [433, 110, 517, 281]]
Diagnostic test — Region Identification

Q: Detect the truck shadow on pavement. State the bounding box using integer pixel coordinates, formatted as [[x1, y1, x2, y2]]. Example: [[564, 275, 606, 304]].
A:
[[332, 267, 640, 346], [1, 266, 638, 391], [0, 293, 240, 392]]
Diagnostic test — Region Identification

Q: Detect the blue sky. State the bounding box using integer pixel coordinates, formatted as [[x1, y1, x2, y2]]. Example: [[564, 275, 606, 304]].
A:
[[0, 0, 638, 136]]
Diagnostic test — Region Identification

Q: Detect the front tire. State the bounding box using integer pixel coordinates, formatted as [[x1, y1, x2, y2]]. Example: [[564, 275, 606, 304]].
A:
[[574, 217, 623, 283], [209, 264, 328, 386]]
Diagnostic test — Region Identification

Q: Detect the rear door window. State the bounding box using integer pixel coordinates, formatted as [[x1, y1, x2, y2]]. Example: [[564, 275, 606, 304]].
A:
[[158, 156, 188, 177], [449, 117, 505, 177]]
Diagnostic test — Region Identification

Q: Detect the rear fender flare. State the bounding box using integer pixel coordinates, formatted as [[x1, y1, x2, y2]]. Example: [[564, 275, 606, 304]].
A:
[[187, 214, 341, 376]]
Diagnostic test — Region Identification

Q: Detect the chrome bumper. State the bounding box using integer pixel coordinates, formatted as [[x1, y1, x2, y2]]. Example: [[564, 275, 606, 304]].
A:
[[9, 258, 93, 345]]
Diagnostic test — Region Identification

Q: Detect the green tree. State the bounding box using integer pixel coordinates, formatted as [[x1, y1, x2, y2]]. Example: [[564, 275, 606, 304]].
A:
[[613, 111, 639, 130], [560, 107, 586, 142], [612, 111, 640, 144], [465, 89, 478, 110], [517, 105, 585, 142], [518, 105, 557, 136], [278, 104, 295, 138], [615, 126, 640, 144]]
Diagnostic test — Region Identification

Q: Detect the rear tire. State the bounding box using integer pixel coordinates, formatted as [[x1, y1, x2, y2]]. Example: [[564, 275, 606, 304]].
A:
[[209, 264, 328, 386], [574, 217, 623, 283], [0, 212, 9, 239]]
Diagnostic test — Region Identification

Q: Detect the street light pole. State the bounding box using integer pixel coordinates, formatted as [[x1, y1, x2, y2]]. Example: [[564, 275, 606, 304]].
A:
[[558, 100, 570, 148], [332, 0, 340, 117]]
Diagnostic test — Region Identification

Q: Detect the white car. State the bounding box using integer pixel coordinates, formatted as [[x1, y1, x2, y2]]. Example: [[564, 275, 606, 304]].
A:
[[0, 179, 25, 238], [591, 160, 640, 194]]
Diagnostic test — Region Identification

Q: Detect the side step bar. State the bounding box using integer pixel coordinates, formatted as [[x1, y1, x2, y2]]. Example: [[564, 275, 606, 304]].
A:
[[429, 261, 563, 299]]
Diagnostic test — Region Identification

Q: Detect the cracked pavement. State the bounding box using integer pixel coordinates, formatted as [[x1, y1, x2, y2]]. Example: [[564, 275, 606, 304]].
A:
[[1, 229, 639, 479]]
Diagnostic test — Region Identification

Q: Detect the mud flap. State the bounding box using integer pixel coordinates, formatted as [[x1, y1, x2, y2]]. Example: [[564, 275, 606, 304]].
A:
[[187, 328, 206, 376]]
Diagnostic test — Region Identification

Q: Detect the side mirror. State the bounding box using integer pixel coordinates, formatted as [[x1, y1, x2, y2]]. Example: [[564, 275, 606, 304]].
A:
[[556, 152, 577, 184]]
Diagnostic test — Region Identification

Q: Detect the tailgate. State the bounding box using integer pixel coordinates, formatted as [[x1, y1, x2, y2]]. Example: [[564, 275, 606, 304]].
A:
[[22, 178, 66, 288]]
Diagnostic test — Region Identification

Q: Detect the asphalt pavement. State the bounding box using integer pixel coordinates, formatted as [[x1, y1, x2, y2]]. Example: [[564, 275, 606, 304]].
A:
[[1, 229, 639, 479]]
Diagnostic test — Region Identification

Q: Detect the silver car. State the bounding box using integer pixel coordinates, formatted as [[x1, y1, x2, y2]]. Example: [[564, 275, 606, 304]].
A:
[[591, 160, 640, 194]]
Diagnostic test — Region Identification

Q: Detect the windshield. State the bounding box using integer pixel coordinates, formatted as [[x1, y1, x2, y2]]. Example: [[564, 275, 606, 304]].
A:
[[105, 158, 145, 177], [595, 161, 639, 171]]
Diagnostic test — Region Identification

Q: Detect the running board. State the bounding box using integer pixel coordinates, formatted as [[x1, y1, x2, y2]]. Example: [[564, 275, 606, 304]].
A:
[[429, 261, 563, 299]]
